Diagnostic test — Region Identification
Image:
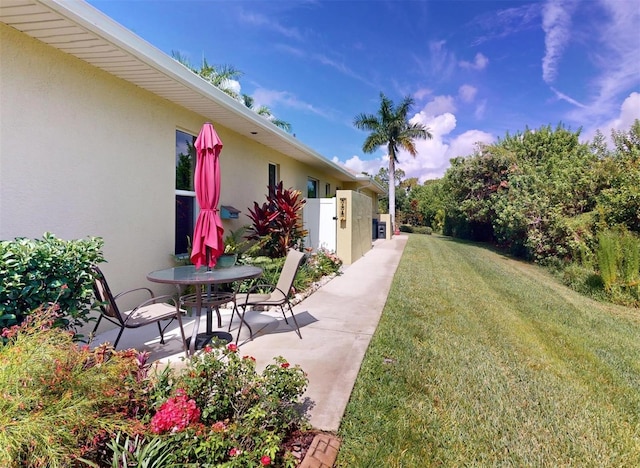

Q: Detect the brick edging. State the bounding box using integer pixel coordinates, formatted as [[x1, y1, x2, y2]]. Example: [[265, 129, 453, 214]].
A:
[[298, 433, 341, 468]]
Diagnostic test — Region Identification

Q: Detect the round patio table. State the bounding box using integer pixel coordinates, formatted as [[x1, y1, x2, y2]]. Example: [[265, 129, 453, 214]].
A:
[[147, 265, 262, 355]]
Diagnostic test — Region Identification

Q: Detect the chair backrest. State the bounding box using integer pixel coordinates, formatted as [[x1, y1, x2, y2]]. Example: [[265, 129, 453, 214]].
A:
[[91, 266, 125, 325], [274, 249, 305, 299]]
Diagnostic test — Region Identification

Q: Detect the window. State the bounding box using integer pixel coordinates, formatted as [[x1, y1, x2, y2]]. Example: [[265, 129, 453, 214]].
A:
[[268, 162, 279, 189], [175, 130, 196, 255], [325, 183, 331, 197], [307, 177, 319, 198]]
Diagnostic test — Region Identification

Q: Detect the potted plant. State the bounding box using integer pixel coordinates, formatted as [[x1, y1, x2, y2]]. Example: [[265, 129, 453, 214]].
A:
[[216, 227, 248, 268]]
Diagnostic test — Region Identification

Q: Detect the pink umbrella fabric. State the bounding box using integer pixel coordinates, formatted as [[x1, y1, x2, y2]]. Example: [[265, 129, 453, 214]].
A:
[[190, 122, 224, 269]]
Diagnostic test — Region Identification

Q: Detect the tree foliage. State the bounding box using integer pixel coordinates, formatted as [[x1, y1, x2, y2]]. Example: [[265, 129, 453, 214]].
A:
[[172, 51, 292, 132], [354, 93, 431, 230]]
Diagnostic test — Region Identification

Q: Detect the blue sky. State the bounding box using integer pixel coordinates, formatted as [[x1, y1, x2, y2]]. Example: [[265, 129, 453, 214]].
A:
[[88, 0, 640, 181]]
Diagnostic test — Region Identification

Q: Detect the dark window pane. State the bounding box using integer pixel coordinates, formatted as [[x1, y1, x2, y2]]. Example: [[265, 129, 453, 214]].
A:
[[268, 163, 277, 188], [175, 195, 195, 255], [176, 130, 196, 191], [307, 178, 318, 198]]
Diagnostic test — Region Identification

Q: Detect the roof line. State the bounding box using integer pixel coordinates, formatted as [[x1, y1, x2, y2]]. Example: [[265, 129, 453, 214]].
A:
[[38, 0, 359, 181]]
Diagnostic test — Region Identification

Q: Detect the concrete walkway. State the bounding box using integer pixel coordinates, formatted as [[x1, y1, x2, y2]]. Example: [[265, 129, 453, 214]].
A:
[[93, 235, 407, 432]]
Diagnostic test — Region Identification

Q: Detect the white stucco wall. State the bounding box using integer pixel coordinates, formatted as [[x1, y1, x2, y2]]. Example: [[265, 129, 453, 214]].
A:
[[0, 22, 348, 313], [1, 22, 185, 301]]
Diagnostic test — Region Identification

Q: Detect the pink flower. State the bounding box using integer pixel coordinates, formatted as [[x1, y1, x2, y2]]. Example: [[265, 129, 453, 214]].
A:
[[212, 421, 227, 432], [203, 345, 213, 353], [150, 389, 200, 434], [229, 447, 242, 457], [281, 362, 290, 369], [260, 455, 272, 466], [227, 343, 238, 352]]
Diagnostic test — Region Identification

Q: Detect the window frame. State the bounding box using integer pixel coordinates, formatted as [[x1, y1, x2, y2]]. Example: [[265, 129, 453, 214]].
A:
[[268, 162, 280, 189], [307, 177, 319, 199], [175, 130, 197, 256]]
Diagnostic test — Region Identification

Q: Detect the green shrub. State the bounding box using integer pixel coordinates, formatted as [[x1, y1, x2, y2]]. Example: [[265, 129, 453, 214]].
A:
[[0, 232, 104, 331], [619, 232, 640, 285], [0, 307, 148, 467], [399, 224, 414, 233], [597, 231, 620, 291], [412, 226, 432, 235]]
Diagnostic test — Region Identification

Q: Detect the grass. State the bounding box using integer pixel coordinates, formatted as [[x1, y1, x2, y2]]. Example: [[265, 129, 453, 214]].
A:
[[337, 234, 640, 467]]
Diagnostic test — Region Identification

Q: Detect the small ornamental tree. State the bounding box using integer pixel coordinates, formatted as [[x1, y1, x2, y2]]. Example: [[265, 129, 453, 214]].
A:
[[247, 182, 308, 258]]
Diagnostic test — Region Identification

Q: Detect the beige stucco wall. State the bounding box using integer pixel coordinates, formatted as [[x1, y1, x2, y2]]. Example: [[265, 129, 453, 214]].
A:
[[335, 190, 373, 264], [0, 23, 345, 311], [379, 213, 392, 240]]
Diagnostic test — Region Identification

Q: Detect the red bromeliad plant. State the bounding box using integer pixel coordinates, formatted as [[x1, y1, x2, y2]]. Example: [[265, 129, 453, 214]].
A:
[[247, 182, 308, 258]]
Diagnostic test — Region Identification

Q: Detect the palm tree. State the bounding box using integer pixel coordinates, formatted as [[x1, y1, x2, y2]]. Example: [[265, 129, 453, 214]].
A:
[[242, 94, 292, 133], [354, 93, 432, 232], [172, 51, 292, 132], [171, 51, 243, 99]]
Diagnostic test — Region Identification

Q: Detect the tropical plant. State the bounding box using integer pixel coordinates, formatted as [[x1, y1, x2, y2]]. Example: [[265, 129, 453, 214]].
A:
[[242, 94, 292, 133], [223, 226, 250, 255], [172, 51, 292, 132], [0, 232, 104, 332], [0, 307, 149, 467], [354, 93, 431, 232], [246, 182, 308, 258], [172, 51, 243, 99]]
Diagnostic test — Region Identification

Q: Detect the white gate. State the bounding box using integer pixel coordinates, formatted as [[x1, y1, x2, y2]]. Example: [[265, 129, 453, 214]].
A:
[[303, 198, 336, 252]]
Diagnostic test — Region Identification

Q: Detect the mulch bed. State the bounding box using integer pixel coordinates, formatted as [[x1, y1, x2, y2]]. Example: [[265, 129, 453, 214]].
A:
[[281, 429, 322, 464]]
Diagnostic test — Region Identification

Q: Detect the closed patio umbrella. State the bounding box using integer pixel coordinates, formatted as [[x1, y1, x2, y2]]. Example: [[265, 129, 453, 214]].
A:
[[190, 122, 224, 269]]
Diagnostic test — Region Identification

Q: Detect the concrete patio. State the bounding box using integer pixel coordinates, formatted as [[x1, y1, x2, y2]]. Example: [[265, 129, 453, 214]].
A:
[[92, 235, 407, 432]]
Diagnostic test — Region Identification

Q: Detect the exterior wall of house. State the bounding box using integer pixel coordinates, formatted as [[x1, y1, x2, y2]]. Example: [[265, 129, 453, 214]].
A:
[[0, 23, 345, 311], [335, 190, 373, 264]]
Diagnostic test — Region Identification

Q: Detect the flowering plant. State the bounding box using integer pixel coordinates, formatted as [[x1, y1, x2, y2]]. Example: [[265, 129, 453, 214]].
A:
[[134, 342, 309, 466], [306, 247, 343, 278], [150, 389, 200, 434]]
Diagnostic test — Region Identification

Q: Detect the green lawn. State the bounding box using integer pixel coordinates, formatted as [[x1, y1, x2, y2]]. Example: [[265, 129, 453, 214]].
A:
[[337, 234, 640, 467]]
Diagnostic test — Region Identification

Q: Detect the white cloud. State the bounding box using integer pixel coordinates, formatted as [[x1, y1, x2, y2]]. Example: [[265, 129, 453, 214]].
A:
[[458, 85, 478, 103], [413, 88, 432, 101], [252, 87, 331, 118], [565, 0, 640, 126], [541, 0, 576, 83], [238, 10, 303, 40], [332, 154, 386, 177], [550, 86, 587, 108], [398, 112, 494, 181], [584, 92, 640, 142], [418, 95, 456, 118], [459, 52, 489, 71], [427, 40, 458, 79], [474, 99, 488, 120]]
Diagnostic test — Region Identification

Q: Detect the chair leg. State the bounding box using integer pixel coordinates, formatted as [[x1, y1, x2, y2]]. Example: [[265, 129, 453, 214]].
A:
[[175, 312, 188, 357], [234, 305, 254, 345], [285, 302, 302, 339], [113, 326, 125, 349], [91, 314, 104, 340], [157, 321, 165, 344], [227, 305, 236, 332]]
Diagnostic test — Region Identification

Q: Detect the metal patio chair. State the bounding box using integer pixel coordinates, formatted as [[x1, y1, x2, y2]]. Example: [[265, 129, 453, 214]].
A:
[[230, 249, 305, 344], [91, 266, 187, 355]]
